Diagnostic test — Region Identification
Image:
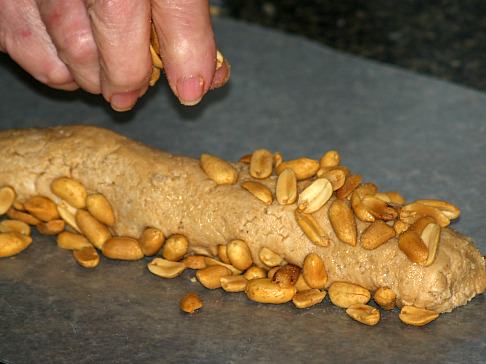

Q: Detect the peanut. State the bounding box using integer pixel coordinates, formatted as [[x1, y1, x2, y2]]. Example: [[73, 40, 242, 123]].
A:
[[361, 196, 398, 221], [0, 232, 32, 257], [148, 257, 186, 278], [196, 265, 232, 289], [239, 153, 251, 164], [335, 174, 362, 199], [276, 158, 320, 180], [272, 264, 300, 288], [57, 200, 81, 232], [303, 253, 328, 289], [259, 247, 283, 267], [102, 237, 144, 261], [319, 150, 340, 168], [220, 275, 248, 292], [361, 221, 396, 250], [421, 223, 441, 266], [328, 199, 357, 246], [295, 274, 312, 292], [86, 193, 115, 226], [373, 287, 396, 310], [36, 219, 65, 235], [0, 219, 31, 236], [328, 282, 371, 308], [204, 257, 242, 275], [73, 246, 99, 269], [7, 208, 41, 225], [292, 289, 326, 309], [399, 305, 439, 326], [393, 220, 410, 235], [298, 178, 333, 213], [227, 239, 253, 271], [140, 227, 165, 256], [267, 266, 280, 280], [241, 181, 273, 205], [398, 230, 428, 264], [163, 234, 189, 262], [57, 231, 92, 250], [183, 255, 207, 270], [276, 168, 298, 205], [346, 303, 380, 326], [316, 168, 346, 191], [180, 292, 203, 314], [415, 199, 460, 220], [250, 148, 273, 179], [409, 216, 436, 235], [75, 209, 111, 249], [243, 266, 267, 280], [25, 196, 60, 222], [51, 177, 87, 209], [400, 202, 450, 227], [0, 186, 16, 215], [273, 152, 283, 168], [245, 278, 296, 304], [200, 154, 238, 185], [217, 244, 230, 264], [295, 210, 330, 247]]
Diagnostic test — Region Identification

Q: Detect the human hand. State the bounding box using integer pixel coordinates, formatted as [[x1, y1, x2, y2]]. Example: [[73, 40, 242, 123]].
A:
[[0, 0, 230, 111]]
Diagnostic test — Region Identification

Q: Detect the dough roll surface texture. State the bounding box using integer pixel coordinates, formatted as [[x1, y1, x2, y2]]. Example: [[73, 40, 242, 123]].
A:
[[0, 125, 484, 313]]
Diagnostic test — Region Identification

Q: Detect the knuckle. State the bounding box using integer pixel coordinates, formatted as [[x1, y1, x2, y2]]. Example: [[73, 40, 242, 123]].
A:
[[59, 31, 97, 65]]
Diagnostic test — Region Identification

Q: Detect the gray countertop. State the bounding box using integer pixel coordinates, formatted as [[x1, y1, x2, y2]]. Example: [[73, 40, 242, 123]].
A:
[[0, 17, 485, 364]]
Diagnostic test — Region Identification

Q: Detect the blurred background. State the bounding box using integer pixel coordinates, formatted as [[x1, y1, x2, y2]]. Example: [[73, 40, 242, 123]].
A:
[[212, 0, 486, 91]]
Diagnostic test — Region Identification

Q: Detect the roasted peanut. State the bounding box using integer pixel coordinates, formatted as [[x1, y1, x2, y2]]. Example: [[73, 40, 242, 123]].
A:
[[273, 152, 283, 168], [140, 227, 165, 256], [292, 289, 326, 309], [298, 178, 333, 213], [250, 148, 273, 179], [204, 257, 242, 275], [73, 246, 99, 269], [86, 193, 115, 226], [180, 292, 203, 314], [183, 255, 207, 270], [400, 202, 450, 227], [409, 216, 436, 235], [399, 305, 439, 326], [75, 209, 111, 249], [246, 278, 296, 304], [276, 168, 298, 205], [335, 174, 362, 199], [393, 220, 410, 235], [148, 257, 186, 278], [415, 199, 460, 220], [316, 168, 346, 191], [398, 230, 428, 264], [319, 150, 340, 168], [25, 196, 60, 222], [51, 177, 87, 209], [267, 266, 280, 280], [36, 219, 65, 235], [7, 208, 41, 225], [276, 158, 320, 180], [421, 223, 441, 266], [239, 153, 251, 164], [57, 231, 92, 250], [346, 303, 380, 326], [329, 199, 357, 246], [217, 244, 230, 264], [227, 239, 253, 271], [295, 210, 330, 247], [361, 196, 398, 221], [272, 264, 300, 288], [243, 266, 267, 280], [0, 232, 32, 257], [196, 265, 232, 289], [163, 234, 189, 262], [0, 186, 16, 215], [361, 221, 396, 250], [200, 154, 238, 185], [328, 282, 371, 308], [57, 200, 81, 232], [0, 219, 31, 236], [373, 287, 396, 310], [259, 247, 283, 267], [303, 253, 328, 289], [13, 201, 25, 211], [295, 274, 312, 292], [220, 275, 248, 292], [102, 237, 144, 261], [241, 181, 273, 205]]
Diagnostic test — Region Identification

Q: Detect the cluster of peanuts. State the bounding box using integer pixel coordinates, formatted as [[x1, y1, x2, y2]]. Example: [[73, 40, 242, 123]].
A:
[[0, 147, 460, 327]]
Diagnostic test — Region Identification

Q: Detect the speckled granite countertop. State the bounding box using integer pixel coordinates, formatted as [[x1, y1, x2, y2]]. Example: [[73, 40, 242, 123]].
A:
[[223, 0, 486, 91]]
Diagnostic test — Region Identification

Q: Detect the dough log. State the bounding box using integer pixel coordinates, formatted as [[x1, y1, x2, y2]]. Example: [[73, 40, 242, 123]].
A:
[[0, 125, 484, 313]]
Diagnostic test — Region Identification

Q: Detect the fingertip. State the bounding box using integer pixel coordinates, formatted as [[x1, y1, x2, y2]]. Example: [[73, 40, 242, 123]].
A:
[[110, 89, 140, 112], [176, 75, 205, 106]]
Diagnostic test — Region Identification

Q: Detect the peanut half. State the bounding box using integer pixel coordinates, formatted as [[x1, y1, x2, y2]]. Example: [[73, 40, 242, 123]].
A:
[[75, 209, 112, 249], [415, 199, 460, 220], [316, 168, 346, 191], [259, 247, 283, 267], [398, 230, 428, 264], [295, 274, 312, 292], [102, 237, 144, 261], [217, 244, 230, 264], [292, 289, 326, 309], [0, 219, 31, 236], [373, 287, 396, 310], [272, 264, 301, 288], [335, 174, 362, 199], [57, 200, 81, 232], [227, 239, 253, 271], [361, 221, 396, 250], [241, 181, 273, 205], [276, 158, 320, 180], [328, 282, 371, 308], [276, 168, 298, 205], [7, 208, 41, 225], [298, 178, 333, 213], [0, 186, 16, 215], [148, 257, 186, 279], [73, 246, 100, 269], [243, 266, 267, 280], [86, 193, 115, 226], [200, 154, 238, 185], [399, 305, 439, 326], [400, 202, 450, 227], [421, 223, 441, 266], [303, 253, 328, 289], [319, 150, 340, 168], [163, 234, 189, 262], [180, 292, 203, 314], [183, 255, 207, 270], [204, 257, 242, 275], [25, 196, 60, 222], [57, 231, 92, 250], [245, 278, 296, 304], [295, 210, 330, 247], [346, 303, 380, 326], [140, 227, 165, 256], [36, 219, 65, 235], [250, 148, 273, 179], [196, 265, 232, 289], [51, 177, 87, 209], [0, 232, 32, 257], [220, 275, 248, 292], [361, 196, 398, 221], [329, 199, 357, 246]]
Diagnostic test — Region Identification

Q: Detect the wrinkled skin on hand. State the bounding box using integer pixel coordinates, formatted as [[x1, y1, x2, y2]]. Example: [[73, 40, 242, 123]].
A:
[[0, 0, 229, 110]]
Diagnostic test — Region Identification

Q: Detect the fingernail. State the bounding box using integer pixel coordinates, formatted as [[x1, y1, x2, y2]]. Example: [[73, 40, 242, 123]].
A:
[[176, 75, 204, 106], [110, 90, 139, 112]]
